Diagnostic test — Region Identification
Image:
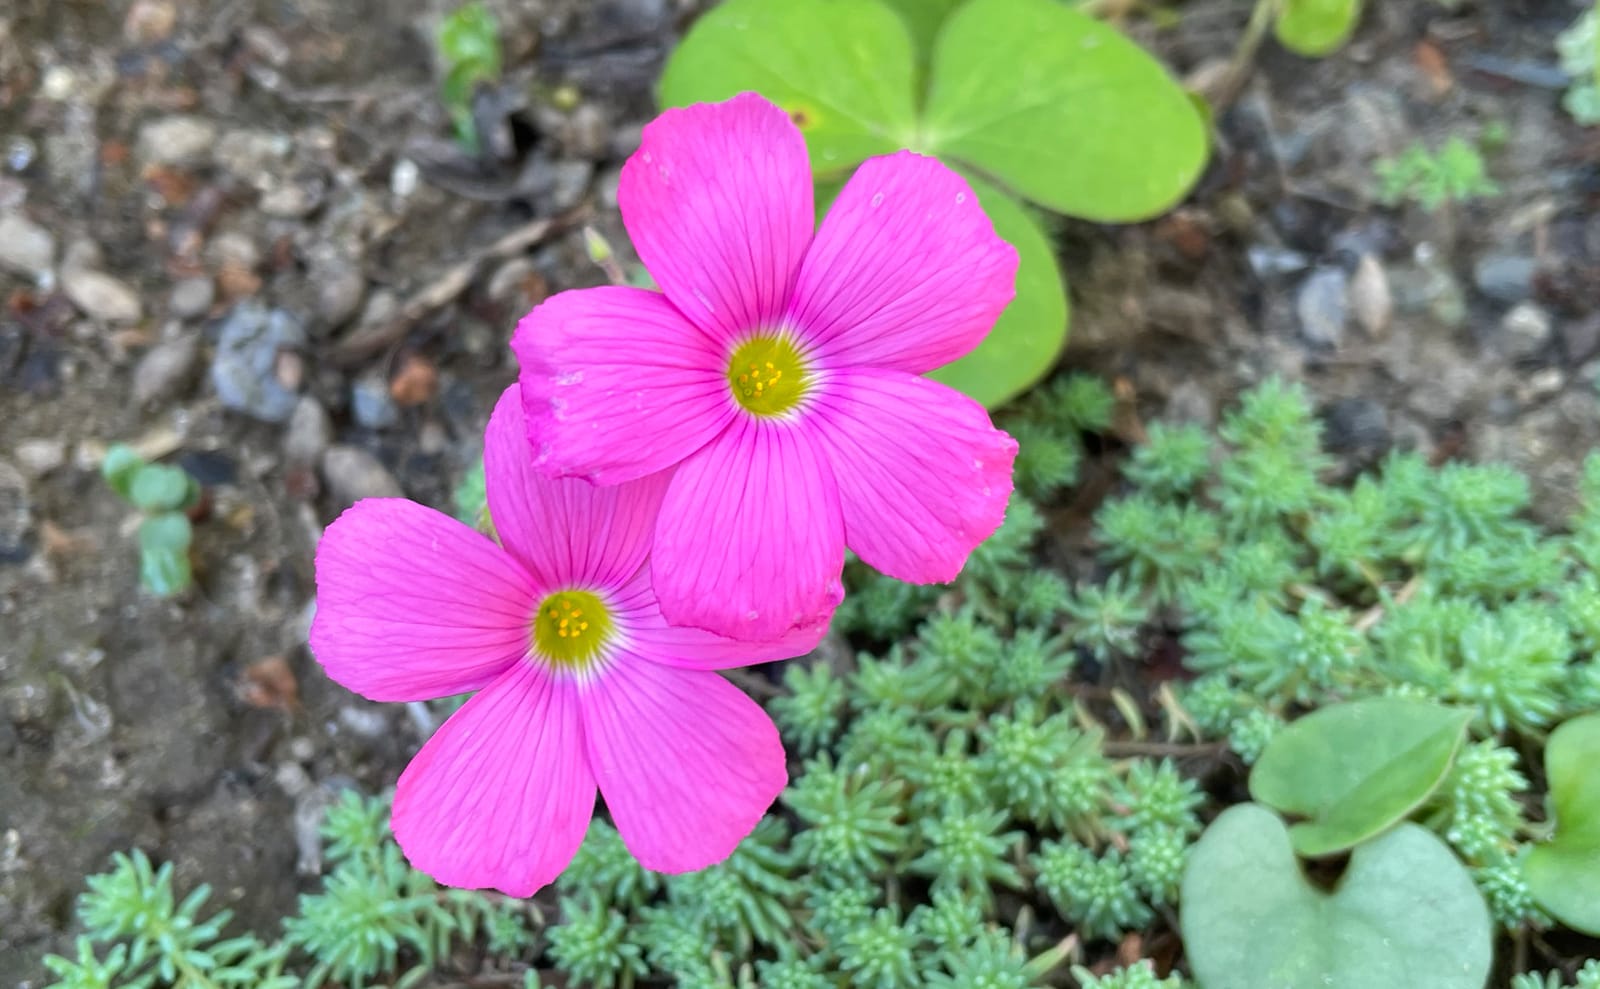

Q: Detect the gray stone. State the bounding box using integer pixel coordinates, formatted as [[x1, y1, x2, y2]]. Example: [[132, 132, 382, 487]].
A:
[[0, 459, 31, 564], [210, 303, 306, 423], [136, 115, 217, 167], [1499, 302, 1553, 360], [350, 374, 399, 430], [168, 276, 215, 320], [0, 212, 56, 277], [215, 129, 291, 183], [1472, 252, 1537, 305], [1348, 253, 1392, 337], [1246, 245, 1309, 278], [314, 262, 365, 329], [548, 160, 593, 212], [61, 268, 142, 323], [13, 439, 65, 478], [283, 397, 332, 465], [1295, 266, 1349, 348], [133, 334, 201, 404], [1321, 396, 1391, 462], [320, 446, 402, 505]]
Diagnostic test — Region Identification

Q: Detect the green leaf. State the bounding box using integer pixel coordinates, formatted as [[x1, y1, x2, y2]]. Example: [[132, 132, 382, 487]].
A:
[[1181, 804, 1492, 989], [102, 443, 145, 502], [921, 0, 1207, 222], [128, 464, 199, 514], [1274, 0, 1364, 58], [1249, 697, 1472, 857], [138, 513, 193, 597], [927, 173, 1067, 408], [1526, 713, 1600, 934], [878, 0, 967, 59], [658, 0, 919, 177], [438, 2, 502, 83]]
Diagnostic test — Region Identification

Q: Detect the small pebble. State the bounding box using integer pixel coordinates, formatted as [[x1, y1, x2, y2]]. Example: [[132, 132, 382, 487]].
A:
[[0, 459, 32, 565], [320, 445, 402, 504], [390, 158, 419, 199], [13, 438, 66, 478], [61, 268, 142, 323], [1499, 302, 1553, 360], [210, 302, 305, 423], [132, 333, 200, 404], [350, 373, 399, 429], [283, 396, 332, 465], [314, 262, 365, 330], [136, 115, 217, 167], [547, 160, 593, 212], [1472, 252, 1537, 305], [337, 704, 389, 739], [1348, 253, 1392, 337], [1247, 244, 1309, 278], [1295, 266, 1349, 349], [1321, 396, 1391, 463], [168, 276, 215, 319], [0, 212, 56, 277]]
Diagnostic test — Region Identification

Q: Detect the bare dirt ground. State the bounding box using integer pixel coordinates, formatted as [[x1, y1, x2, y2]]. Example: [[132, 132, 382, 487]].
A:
[[2, 0, 1596, 983]]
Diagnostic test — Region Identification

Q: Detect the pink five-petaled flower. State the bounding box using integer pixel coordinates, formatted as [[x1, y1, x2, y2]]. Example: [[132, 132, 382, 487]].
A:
[[309, 386, 820, 896], [513, 92, 1021, 642]]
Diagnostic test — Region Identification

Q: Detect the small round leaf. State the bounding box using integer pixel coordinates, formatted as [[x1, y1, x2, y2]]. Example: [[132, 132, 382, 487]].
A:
[[1526, 713, 1600, 934], [658, 0, 919, 177], [1249, 697, 1472, 857], [1275, 0, 1364, 58], [1182, 804, 1492, 989], [129, 464, 199, 514]]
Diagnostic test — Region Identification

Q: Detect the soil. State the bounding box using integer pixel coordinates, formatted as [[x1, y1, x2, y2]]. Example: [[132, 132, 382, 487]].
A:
[[1, 0, 1596, 985]]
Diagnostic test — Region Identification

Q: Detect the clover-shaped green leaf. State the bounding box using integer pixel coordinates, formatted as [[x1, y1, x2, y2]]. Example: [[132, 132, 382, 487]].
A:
[[660, 0, 1208, 408], [102, 443, 146, 503], [1526, 713, 1600, 934], [1249, 697, 1472, 857], [138, 512, 194, 598], [1181, 804, 1492, 989], [927, 172, 1067, 408], [128, 463, 200, 514], [920, 0, 1208, 222], [1275, 0, 1364, 57]]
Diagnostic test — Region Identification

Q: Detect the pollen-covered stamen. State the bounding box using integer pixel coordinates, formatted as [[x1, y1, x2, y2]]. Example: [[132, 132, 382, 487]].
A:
[[531, 589, 614, 672], [727, 334, 810, 417]]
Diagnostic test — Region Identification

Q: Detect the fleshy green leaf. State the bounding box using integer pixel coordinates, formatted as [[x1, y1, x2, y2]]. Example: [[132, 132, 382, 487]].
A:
[[1526, 713, 1600, 934], [1274, 0, 1363, 58], [1249, 697, 1472, 857], [927, 173, 1067, 408], [138, 513, 194, 597], [658, 0, 919, 177], [1181, 804, 1492, 989], [128, 464, 199, 514], [102, 443, 146, 502], [921, 0, 1207, 221]]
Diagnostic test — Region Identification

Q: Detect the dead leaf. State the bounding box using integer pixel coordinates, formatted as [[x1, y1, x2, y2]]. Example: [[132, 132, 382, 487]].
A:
[[239, 655, 300, 712]]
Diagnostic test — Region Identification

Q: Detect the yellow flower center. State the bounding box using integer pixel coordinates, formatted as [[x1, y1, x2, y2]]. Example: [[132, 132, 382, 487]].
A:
[[532, 590, 613, 672], [727, 334, 810, 417]]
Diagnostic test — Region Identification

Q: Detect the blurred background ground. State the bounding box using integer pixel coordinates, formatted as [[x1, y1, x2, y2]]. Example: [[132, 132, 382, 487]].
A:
[[0, 0, 1596, 983]]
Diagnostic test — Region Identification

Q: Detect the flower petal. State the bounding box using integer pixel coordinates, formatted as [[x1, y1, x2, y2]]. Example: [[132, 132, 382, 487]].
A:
[[611, 565, 827, 670], [393, 662, 595, 896], [310, 499, 537, 702], [484, 384, 672, 590], [811, 368, 1017, 583], [513, 287, 733, 485], [789, 151, 1018, 374], [618, 93, 814, 344], [652, 418, 844, 640], [582, 657, 785, 872]]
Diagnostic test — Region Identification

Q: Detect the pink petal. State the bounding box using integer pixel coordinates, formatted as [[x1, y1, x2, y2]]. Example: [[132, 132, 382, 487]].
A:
[[581, 656, 785, 872], [393, 662, 595, 895], [513, 287, 733, 485], [788, 151, 1018, 375], [811, 368, 1017, 583], [310, 499, 537, 702], [618, 93, 814, 344], [483, 384, 671, 590], [610, 565, 827, 670], [652, 418, 845, 640]]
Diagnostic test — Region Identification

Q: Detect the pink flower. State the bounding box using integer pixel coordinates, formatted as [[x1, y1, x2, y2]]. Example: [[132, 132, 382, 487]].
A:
[[513, 93, 1021, 642], [309, 386, 821, 896]]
